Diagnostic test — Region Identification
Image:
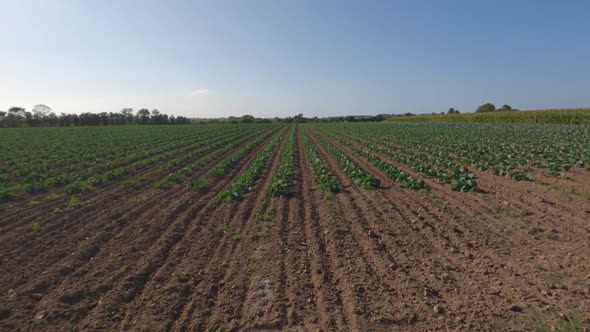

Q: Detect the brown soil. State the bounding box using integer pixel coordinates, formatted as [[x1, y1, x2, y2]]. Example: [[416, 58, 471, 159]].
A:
[[0, 126, 588, 331]]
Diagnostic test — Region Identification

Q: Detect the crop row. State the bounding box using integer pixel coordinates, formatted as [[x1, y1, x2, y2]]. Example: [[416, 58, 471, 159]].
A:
[[327, 129, 476, 192], [312, 131, 380, 189], [268, 127, 296, 197], [62, 127, 255, 194], [218, 129, 286, 201], [186, 127, 280, 190], [320, 130, 426, 189], [340, 127, 518, 183], [106, 128, 250, 188], [351, 147, 425, 190], [155, 127, 272, 189], [301, 130, 341, 193]]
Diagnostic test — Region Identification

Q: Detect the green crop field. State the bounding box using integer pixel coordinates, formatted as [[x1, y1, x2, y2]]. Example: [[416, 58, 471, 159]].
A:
[[1, 122, 589, 331], [388, 108, 590, 125], [0, 124, 280, 200], [2, 122, 588, 202]]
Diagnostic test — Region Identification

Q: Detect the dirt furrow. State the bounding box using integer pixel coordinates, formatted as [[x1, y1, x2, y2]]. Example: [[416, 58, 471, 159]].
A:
[[315, 129, 590, 327], [304, 130, 430, 330], [201, 130, 290, 331], [112, 129, 288, 331], [234, 201, 288, 330], [78, 129, 285, 331], [2, 123, 587, 332], [271, 128, 318, 328], [0, 128, 260, 241], [0, 129, 279, 331], [0, 127, 266, 236], [328, 129, 590, 297], [332, 129, 589, 235], [298, 129, 348, 331], [307, 130, 458, 329], [0, 128, 269, 290]]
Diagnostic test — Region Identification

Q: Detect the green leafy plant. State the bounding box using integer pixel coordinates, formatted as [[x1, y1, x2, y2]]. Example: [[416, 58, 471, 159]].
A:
[[67, 196, 80, 208], [219, 129, 285, 202], [31, 220, 41, 231], [302, 131, 342, 193], [269, 128, 296, 197], [314, 134, 380, 189]]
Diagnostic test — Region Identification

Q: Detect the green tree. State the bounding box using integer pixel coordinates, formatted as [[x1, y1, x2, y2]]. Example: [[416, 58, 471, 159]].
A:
[[7, 107, 27, 127], [136, 108, 150, 125], [476, 103, 496, 113], [120, 108, 134, 124], [8, 106, 25, 115], [498, 104, 514, 111], [241, 114, 254, 123]]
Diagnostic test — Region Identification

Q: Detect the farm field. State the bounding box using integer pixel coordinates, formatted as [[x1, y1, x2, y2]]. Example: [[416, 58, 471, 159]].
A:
[[388, 108, 590, 125], [1, 122, 589, 331]]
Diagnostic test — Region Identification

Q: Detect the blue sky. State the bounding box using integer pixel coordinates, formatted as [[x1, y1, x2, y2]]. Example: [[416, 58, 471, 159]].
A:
[[1, 0, 589, 118]]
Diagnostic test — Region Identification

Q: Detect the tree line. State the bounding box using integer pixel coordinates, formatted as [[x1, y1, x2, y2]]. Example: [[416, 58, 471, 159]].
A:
[[448, 103, 519, 114], [0, 105, 191, 127], [399, 103, 519, 117], [474, 103, 519, 113], [195, 113, 387, 124]]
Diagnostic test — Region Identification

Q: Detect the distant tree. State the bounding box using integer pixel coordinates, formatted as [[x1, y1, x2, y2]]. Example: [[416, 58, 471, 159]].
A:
[[46, 112, 59, 126], [121, 108, 134, 124], [0, 105, 185, 127], [149, 109, 161, 125], [136, 108, 150, 125], [8, 106, 25, 116], [447, 107, 455, 114], [293, 113, 306, 122], [97, 112, 109, 125], [241, 114, 254, 123], [107, 112, 122, 125], [175, 116, 191, 124], [498, 104, 518, 112], [57, 113, 68, 126], [32, 104, 52, 116], [6, 107, 26, 127], [79, 112, 95, 126], [29, 104, 54, 126], [476, 103, 496, 113], [71, 114, 80, 126]]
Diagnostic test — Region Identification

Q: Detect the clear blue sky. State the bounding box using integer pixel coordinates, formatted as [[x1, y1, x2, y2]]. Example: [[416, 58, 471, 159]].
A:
[[1, 0, 589, 118]]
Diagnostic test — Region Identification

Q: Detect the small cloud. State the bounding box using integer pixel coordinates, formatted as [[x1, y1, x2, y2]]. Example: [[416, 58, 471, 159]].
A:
[[190, 88, 210, 96]]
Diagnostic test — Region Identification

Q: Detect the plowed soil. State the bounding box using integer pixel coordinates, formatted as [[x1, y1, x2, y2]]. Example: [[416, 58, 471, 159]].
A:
[[1, 126, 589, 331]]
